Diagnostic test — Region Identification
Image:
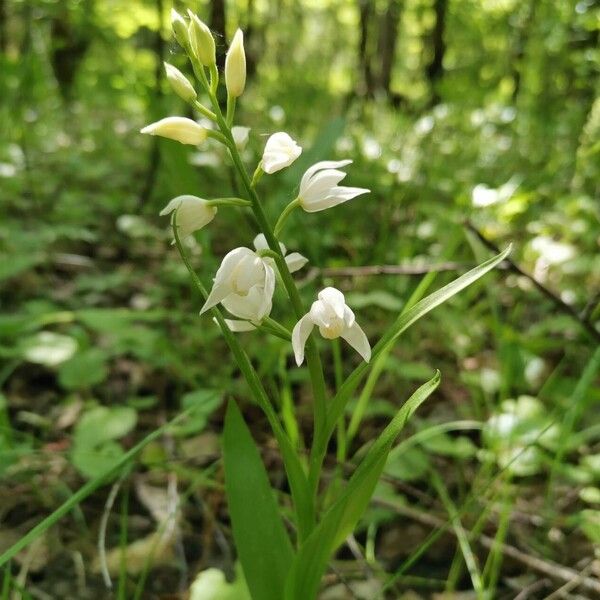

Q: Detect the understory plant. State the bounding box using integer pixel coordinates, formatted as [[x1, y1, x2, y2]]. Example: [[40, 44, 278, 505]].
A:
[[143, 10, 510, 600]]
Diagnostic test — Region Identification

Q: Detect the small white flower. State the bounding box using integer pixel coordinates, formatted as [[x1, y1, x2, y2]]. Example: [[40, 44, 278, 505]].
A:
[[292, 287, 370, 366], [225, 29, 246, 98], [141, 117, 207, 145], [200, 247, 275, 323], [262, 132, 302, 174], [253, 234, 308, 273], [232, 126, 251, 150], [160, 195, 216, 239], [298, 160, 369, 212]]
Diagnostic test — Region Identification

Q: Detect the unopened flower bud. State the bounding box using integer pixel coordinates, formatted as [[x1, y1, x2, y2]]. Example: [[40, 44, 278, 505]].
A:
[[160, 195, 217, 239], [171, 9, 189, 47], [164, 63, 196, 103], [141, 116, 207, 145], [225, 29, 246, 98], [187, 10, 216, 67]]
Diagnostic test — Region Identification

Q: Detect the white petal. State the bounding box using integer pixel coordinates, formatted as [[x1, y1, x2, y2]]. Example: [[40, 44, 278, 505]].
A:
[[300, 169, 348, 205], [199, 247, 254, 315], [253, 234, 286, 255], [223, 319, 257, 332], [301, 186, 370, 213], [291, 314, 314, 366], [231, 126, 250, 149], [318, 287, 346, 319], [262, 132, 302, 174], [285, 252, 308, 273], [200, 282, 232, 314], [341, 322, 371, 362], [299, 159, 352, 194]]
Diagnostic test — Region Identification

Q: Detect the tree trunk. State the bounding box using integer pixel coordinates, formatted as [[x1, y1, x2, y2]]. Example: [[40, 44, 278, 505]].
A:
[[425, 0, 447, 103], [377, 0, 402, 96], [357, 0, 374, 97], [210, 0, 227, 69], [0, 0, 7, 53]]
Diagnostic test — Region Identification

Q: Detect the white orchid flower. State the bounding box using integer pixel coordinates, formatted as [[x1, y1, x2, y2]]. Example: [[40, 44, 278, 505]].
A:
[[297, 160, 369, 212], [141, 117, 207, 145], [253, 234, 308, 273], [232, 126, 251, 150], [200, 248, 275, 324], [292, 287, 370, 366], [262, 132, 302, 174], [163, 63, 196, 103], [160, 195, 216, 239]]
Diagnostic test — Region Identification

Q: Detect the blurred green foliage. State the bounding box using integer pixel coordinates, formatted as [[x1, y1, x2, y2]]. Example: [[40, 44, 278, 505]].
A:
[[0, 0, 599, 596]]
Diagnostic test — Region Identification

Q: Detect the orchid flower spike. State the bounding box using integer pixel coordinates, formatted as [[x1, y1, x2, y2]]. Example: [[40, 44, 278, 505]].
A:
[[141, 117, 207, 145], [160, 195, 216, 240], [292, 287, 371, 366], [200, 248, 275, 324], [261, 132, 302, 174], [253, 234, 308, 273], [297, 160, 369, 212]]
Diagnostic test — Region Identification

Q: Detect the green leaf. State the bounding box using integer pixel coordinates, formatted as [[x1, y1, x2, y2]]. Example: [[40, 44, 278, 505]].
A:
[[71, 406, 137, 479], [223, 400, 294, 600], [325, 246, 511, 440], [285, 372, 440, 600], [58, 348, 109, 390]]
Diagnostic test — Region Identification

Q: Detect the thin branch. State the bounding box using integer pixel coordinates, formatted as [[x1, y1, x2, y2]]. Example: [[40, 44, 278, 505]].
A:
[[465, 220, 600, 344]]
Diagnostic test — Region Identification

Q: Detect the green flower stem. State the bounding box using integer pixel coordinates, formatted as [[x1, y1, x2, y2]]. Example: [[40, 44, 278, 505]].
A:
[[206, 129, 228, 144], [172, 218, 315, 538], [274, 198, 300, 237], [206, 197, 251, 208], [263, 317, 292, 341], [192, 100, 216, 121], [226, 94, 236, 127], [201, 85, 329, 513]]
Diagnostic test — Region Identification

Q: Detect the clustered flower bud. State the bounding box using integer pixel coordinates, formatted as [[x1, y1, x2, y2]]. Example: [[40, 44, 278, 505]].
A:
[[225, 29, 246, 98], [164, 63, 197, 103], [187, 10, 216, 67], [140, 116, 208, 145]]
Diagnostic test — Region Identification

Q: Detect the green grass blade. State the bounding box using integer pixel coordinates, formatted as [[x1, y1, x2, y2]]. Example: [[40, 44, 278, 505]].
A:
[[224, 400, 294, 600], [324, 245, 511, 441], [286, 372, 440, 600]]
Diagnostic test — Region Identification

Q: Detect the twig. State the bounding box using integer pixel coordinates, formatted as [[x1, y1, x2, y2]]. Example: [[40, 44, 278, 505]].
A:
[[513, 578, 550, 600], [465, 221, 600, 344], [543, 558, 596, 600], [318, 262, 468, 277], [373, 498, 600, 595]]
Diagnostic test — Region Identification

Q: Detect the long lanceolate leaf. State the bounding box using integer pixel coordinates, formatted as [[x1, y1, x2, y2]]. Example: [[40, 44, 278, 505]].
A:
[[285, 372, 441, 600], [224, 400, 294, 600], [307, 245, 511, 486]]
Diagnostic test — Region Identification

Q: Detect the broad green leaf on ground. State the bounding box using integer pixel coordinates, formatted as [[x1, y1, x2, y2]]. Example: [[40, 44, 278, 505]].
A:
[[223, 400, 294, 600], [285, 372, 440, 600], [70, 406, 137, 479], [58, 348, 109, 389]]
